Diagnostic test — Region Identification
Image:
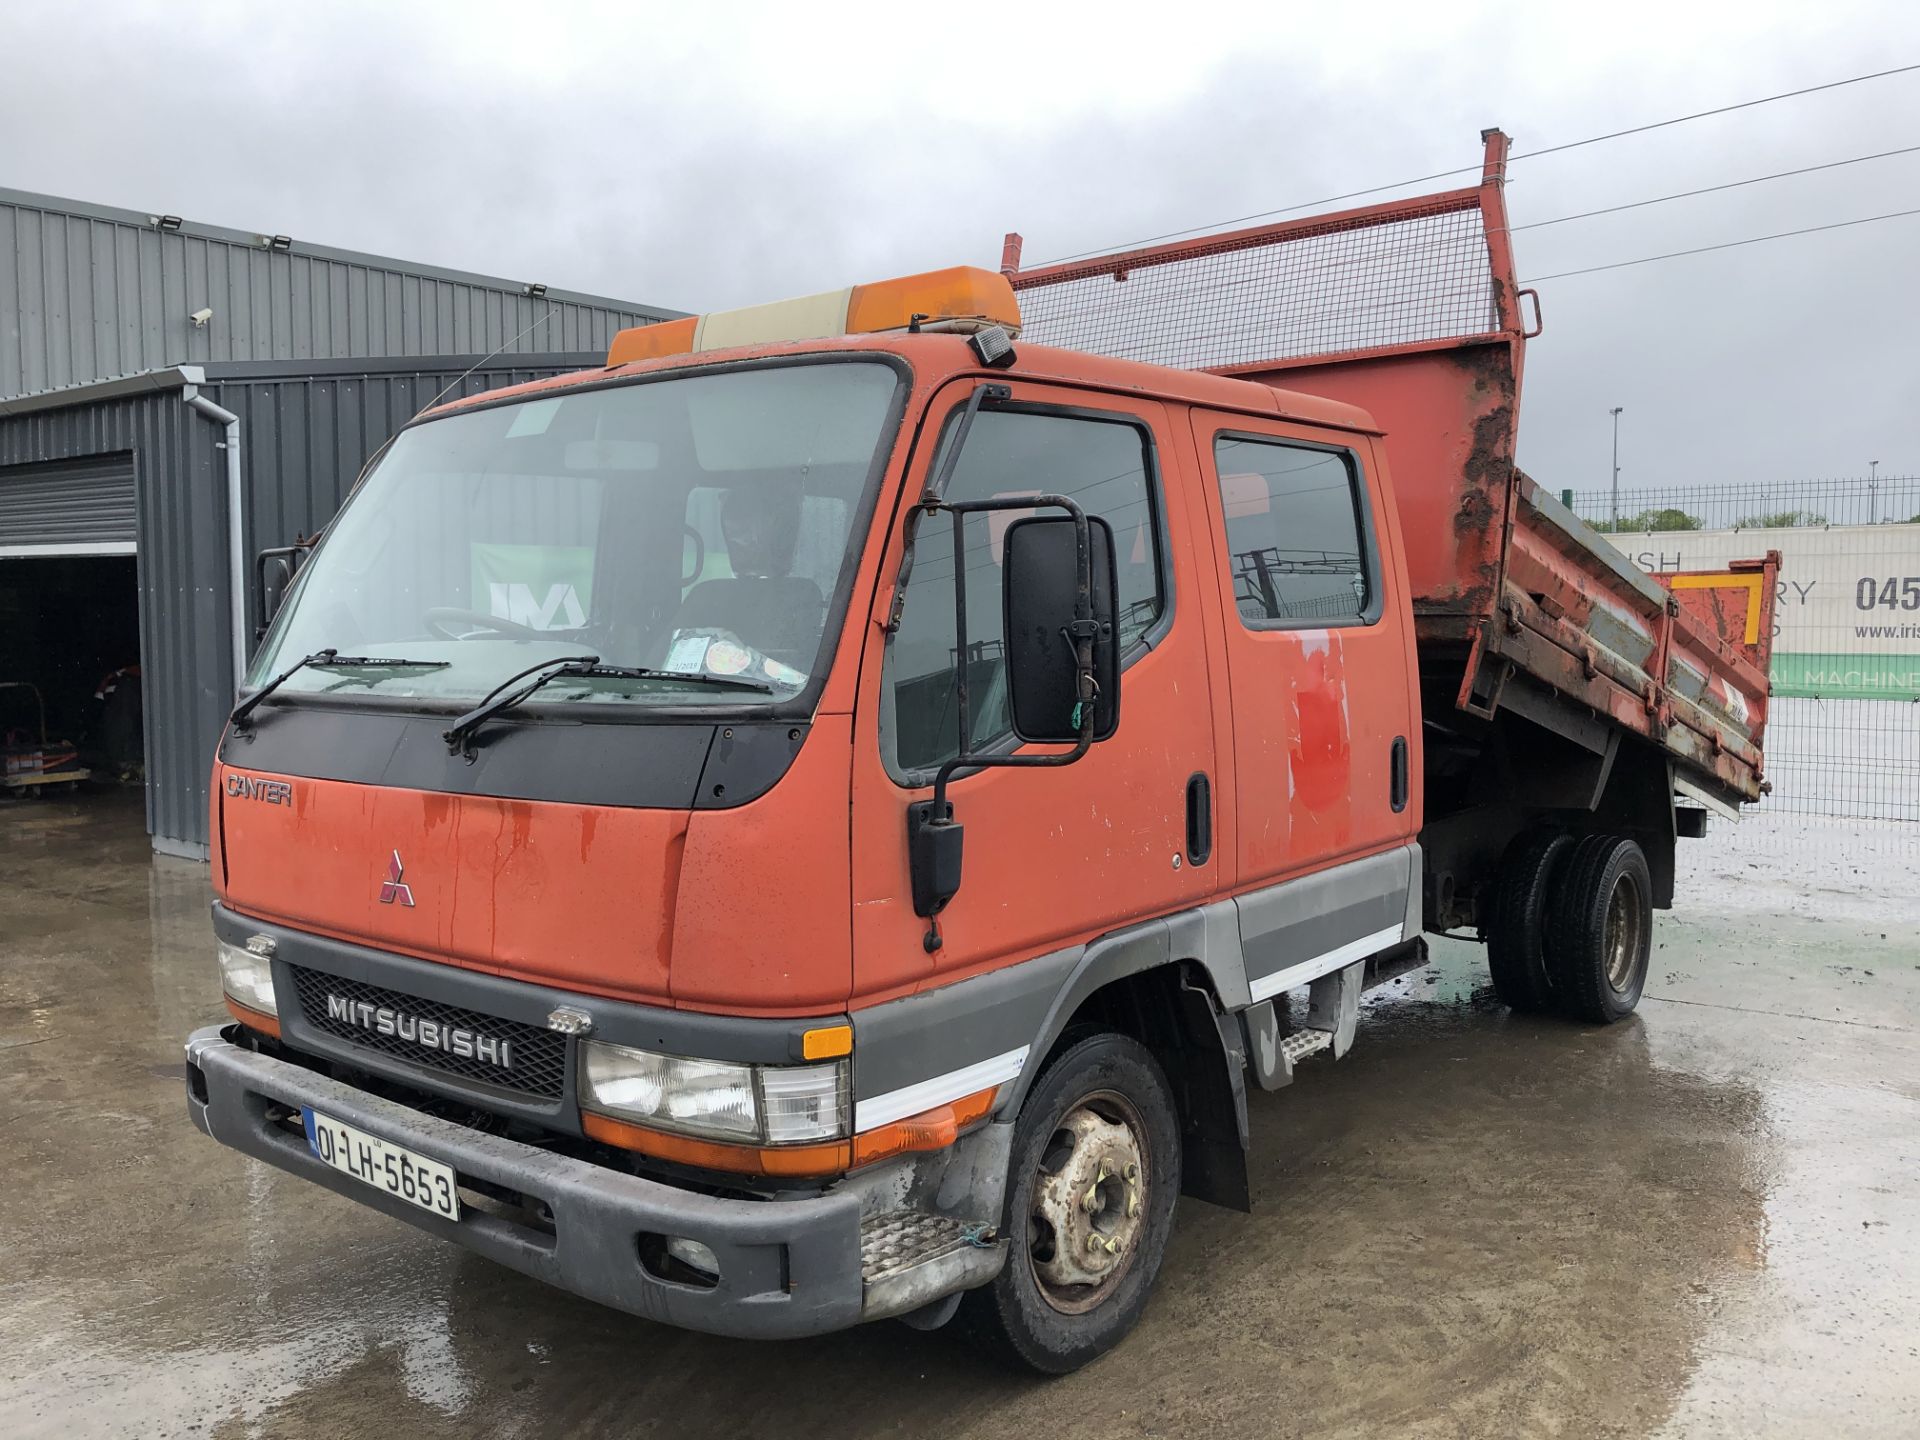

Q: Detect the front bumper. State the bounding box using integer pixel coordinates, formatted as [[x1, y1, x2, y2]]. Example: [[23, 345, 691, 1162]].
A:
[[185, 1025, 1006, 1339]]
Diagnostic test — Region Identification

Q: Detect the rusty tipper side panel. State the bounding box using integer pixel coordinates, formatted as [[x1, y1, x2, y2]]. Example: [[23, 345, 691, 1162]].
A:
[[1008, 128, 1776, 807], [1488, 482, 1776, 801]]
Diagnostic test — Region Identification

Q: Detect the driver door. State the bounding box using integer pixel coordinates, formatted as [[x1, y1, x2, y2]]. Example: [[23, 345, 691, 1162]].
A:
[[849, 380, 1220, 1001]]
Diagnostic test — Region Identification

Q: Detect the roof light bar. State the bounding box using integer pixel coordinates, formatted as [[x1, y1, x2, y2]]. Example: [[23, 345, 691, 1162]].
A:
[[607, 265, 1021, 366]]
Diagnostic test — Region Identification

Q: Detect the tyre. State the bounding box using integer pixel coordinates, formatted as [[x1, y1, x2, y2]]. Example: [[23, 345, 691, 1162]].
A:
[[1545, 833, 1653, 1024], [1485, 828, 1575, 1013], [958, 1031, 1180, 1374]]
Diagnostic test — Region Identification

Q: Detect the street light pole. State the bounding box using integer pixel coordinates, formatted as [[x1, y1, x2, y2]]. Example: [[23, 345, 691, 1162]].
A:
[[1610, 407, 1624, 529]]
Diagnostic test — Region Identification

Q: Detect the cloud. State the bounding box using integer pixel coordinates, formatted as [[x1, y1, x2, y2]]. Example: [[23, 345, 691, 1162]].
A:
[[3, 0, 1916, 485]]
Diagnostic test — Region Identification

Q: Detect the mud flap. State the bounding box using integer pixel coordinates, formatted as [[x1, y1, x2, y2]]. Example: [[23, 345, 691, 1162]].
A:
[[1167, 979, 1251, 1213]]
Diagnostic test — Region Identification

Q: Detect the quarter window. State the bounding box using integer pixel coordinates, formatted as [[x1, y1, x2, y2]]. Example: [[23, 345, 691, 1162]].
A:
[[888, 408, 1165, 775], [1213, 437, 1372, 626]]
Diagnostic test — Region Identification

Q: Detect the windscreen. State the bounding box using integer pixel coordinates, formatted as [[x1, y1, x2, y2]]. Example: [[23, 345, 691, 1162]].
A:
[[249, 361, 900, 710]]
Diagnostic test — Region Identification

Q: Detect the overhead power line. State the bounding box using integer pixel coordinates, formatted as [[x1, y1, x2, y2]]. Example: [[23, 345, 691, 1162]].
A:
[[1027, 62, 1920, 267], [1509, 144, 1920, 231], [1518, 206, 1920, 282], [1511, 65, 1920, 162]]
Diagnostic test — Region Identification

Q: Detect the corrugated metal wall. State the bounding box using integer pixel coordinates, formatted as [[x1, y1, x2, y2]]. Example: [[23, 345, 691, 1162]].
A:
[[0, 391, 221, 852], [1, 187, 681, 397], [0, 355, 609, 856]]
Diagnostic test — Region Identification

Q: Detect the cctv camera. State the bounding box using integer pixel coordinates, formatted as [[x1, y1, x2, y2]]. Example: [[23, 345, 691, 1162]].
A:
[[190, 307, 213, 327]]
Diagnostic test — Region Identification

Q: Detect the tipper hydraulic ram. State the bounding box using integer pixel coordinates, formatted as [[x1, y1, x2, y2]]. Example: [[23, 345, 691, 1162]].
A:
[[185, 128, 1778, 1373]]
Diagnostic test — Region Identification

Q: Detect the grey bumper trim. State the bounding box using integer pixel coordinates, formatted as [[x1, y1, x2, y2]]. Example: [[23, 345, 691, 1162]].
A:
[[184, 1025, 867, 1340]]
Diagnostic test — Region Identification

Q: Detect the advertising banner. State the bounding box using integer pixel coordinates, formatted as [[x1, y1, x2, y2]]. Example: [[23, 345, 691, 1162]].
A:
[[1605, 525, 1920, 700]]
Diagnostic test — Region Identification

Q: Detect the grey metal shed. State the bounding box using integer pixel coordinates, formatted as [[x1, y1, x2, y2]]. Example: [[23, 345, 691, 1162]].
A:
[[0, 354, 623, 856], [1, 186, 678, 395]]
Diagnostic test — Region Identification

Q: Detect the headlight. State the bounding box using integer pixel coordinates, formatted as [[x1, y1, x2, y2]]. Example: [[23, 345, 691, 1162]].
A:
[[579, 1040, 847, 1145], [216, 938, 277, 1016]]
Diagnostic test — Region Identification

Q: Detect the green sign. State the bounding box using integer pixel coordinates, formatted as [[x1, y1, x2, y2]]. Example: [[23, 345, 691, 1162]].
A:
[[1772, 651, 1920, 701], [469, 543, 594, 630]]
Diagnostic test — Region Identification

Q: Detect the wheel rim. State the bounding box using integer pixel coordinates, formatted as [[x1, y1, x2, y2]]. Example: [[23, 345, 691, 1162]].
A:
[[1603, 868, 1645, 992], [1025, 1089, 1149, 1315]]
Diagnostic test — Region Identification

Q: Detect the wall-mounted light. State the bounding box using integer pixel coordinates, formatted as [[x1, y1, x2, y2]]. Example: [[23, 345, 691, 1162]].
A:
[[152, 214, 184, 232], [265, 234, 293, 252], [525, 283, 548, 298]]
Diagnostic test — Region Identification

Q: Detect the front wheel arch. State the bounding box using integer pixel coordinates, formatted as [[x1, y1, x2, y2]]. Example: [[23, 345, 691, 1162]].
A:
[[1016, 962, 1251, 1214]]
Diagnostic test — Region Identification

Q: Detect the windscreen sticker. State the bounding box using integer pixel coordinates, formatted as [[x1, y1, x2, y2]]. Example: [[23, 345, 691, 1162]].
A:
[[704, 640, 752, 675], [664, 634, 712, 673]]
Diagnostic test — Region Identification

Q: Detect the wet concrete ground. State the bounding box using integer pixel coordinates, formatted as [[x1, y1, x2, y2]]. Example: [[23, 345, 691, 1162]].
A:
[[2, 792, 1916, 1438]]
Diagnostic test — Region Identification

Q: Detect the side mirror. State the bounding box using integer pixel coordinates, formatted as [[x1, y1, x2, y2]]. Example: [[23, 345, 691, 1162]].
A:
[[1002, 514, 1121, 744], [253, 540, 315, 642], [257, 554, 293, 634]]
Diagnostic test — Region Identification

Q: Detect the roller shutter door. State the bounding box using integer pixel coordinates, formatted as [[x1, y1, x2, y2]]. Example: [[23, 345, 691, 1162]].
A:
[[0, 454, 137, 556]]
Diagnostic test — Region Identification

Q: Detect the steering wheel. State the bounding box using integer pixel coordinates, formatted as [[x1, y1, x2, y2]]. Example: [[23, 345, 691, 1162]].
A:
[[423, 606, 550, 641], [683, 524, 706, 587]]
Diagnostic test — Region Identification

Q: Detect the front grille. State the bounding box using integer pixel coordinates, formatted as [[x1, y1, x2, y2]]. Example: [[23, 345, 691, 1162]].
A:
[[289, 966, 566, 1101]]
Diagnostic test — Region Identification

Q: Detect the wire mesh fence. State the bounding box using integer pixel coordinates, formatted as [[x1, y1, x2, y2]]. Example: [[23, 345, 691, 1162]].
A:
[[1568, 479, 1920, 826], [1565, 476, 1920, 533]]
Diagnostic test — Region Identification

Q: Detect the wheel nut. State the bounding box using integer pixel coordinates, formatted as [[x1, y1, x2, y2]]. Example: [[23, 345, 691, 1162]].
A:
[[1124, 1163, 1139, 1182]]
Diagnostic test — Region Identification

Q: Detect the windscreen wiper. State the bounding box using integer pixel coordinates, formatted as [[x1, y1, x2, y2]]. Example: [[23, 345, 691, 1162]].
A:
[[230, 650, 451, 730], [577, 664, 775, 694], [441, 660, 773, 757]]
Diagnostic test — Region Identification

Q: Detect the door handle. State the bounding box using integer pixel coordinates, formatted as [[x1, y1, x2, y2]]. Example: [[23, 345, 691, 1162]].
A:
[[1185, 772, 1212, 866], [1390, 736, 1409, 813]]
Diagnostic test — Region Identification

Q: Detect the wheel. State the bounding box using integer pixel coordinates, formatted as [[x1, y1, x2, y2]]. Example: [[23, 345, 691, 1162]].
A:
[[1545, 833, 1653, 1024], [1485, 829, 1575, 1012], [958, 1031, 1180, 1374]]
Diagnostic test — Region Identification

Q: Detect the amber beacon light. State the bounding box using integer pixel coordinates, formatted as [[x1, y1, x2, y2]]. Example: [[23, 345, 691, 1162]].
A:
[[606, 266, 1022, 365]]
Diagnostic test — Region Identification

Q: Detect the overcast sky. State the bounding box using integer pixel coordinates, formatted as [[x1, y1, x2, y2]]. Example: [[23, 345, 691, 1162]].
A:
[[3, 0, 1916, 497]]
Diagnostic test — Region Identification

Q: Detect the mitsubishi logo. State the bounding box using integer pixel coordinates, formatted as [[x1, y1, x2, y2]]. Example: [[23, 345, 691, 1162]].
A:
[[378, 850, 416, 907]]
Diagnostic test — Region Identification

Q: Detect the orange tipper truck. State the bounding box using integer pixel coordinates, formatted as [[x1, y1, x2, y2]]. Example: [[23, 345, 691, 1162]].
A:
[[186, 132, 1778, 1372]]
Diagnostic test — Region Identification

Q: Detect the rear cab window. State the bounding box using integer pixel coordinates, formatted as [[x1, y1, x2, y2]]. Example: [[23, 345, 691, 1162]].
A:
[[1210, 434, 1382, 628]]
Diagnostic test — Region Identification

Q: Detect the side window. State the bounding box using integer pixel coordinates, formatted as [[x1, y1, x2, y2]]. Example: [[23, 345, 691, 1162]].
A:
[[1213, 436, 1373, 627], [888, 407, 1165, 776]]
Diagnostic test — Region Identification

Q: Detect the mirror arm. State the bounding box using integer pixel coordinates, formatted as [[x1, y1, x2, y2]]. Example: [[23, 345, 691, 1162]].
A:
[[924, 490, 1099, 820], [919, 382, 1010, 509], [888, 382, 1011, 636], [928, 727, 1093, 818]]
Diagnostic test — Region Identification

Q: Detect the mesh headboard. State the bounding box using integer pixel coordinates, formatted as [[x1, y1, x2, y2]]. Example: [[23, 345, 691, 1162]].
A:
[[1007, 132, 1523, 375]]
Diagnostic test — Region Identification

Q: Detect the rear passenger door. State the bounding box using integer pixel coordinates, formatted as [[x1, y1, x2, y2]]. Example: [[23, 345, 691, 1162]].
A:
[[1188, 413, 1418, 983]]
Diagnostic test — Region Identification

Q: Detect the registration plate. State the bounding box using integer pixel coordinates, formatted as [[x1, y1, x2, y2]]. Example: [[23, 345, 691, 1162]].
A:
[[304, 1109, 460, 1220]]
